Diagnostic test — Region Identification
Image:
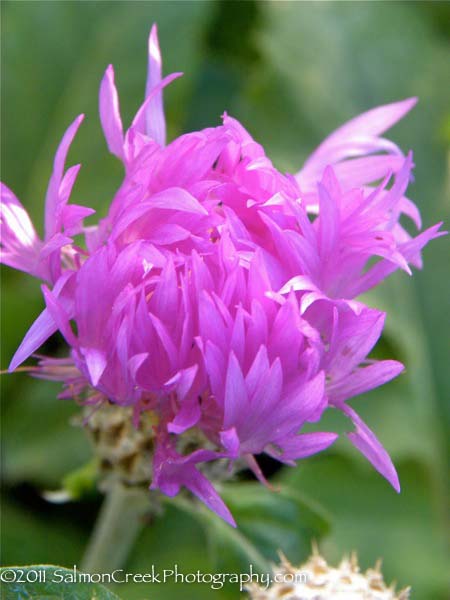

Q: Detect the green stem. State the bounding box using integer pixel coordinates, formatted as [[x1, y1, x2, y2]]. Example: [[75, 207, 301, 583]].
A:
[[81, 483, 150, 573]]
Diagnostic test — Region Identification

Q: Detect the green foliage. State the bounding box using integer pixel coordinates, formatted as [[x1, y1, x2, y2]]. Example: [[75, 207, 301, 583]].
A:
[[0, 565, 121, 600], [219, 483, 330, 565], [1, 2, 449, 599], [61, 459, 99, 501], [172, 482, 330, 573]]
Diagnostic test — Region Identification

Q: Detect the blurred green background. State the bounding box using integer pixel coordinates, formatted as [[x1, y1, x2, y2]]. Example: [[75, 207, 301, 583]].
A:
[[1, 1, 449, 599]]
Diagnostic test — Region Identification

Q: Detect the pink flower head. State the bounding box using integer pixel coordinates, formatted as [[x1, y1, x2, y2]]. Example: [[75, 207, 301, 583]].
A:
[[1, 25, 446, 526]]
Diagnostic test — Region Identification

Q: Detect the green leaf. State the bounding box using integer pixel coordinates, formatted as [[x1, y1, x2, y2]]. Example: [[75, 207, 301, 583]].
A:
[[0, 566, 121, 600], [0, 499, 87, 567], [222, 482, 330, 562], [61, 459, 99, 501], [171, 481, 330, 574], [0, 379, 91, 488], [113, 501, 229, 600]]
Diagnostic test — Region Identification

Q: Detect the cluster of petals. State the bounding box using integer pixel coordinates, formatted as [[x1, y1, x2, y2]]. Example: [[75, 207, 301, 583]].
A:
[[1, 25, 445, 526]]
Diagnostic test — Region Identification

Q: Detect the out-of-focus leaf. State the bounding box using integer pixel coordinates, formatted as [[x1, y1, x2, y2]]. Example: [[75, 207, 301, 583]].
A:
[[1, 379, 91, 488], [61, 459, 99, 501], [0, 498, 88, 566], [220, 482, 330, 565], [357, 277, 448, 477], [172, 494, 269, 574], [113, 501, 235, 600], [0, 566, 121, 600], [171, 481, 330, 574]]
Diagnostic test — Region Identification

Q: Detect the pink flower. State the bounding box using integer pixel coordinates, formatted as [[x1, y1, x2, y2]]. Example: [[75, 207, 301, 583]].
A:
[[1, 24, 445, 526], [1, 116, 94, 284]]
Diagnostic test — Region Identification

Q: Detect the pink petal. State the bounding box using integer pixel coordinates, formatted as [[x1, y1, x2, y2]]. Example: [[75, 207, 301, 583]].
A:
[[317, 171, 340, 259], [131, 72, 183, 135], [44, 114, 84, 239], [333, 155, 405, 189], [352, 222, 446, 296], [0, 183, 42, 276], [220, 427, 240, 458], [150, 256, 178, 322], [328, 308, 385, 377], [59, 164, 81, 205], [223, 351, 248, 429], [343, 405, 400, 492], [8, 271, 75, 371], [99, 64, 124, 160], [245, 345, 270, 400], [42, 284, 77, 347], [184, 468, 236, 527], [280, 370, 326, 427], [145, 24, 165, 146], [328, 360, 405, 405], [307, 98, 417, 165], [269, 432, 338, 462], [81, 347, 107, 387]]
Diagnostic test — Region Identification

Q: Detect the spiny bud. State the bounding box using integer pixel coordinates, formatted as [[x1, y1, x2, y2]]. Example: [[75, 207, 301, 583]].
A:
[[82, 402, 244, 491], [246, 547, 410, 599], [84, 403, 157, 488]]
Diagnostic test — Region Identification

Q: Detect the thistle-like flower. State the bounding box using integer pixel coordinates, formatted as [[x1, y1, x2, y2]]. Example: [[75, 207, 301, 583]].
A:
[[1, 24, 445, 526], [246, 548, 410, 599]]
